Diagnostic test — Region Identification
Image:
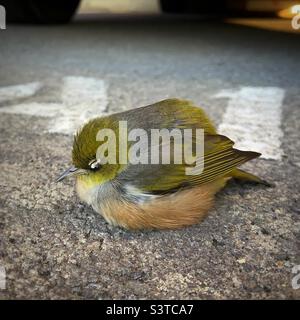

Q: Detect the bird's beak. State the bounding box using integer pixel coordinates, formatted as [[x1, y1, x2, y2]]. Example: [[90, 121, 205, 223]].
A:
[[56, 166, 79, 182]]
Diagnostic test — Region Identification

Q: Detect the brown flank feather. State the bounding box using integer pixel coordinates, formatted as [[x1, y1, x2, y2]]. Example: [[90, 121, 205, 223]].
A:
[[100, 177, 230, 230]]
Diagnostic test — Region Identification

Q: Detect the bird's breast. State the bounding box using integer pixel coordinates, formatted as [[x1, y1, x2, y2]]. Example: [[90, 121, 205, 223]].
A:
[[76, 176, 98, 205]]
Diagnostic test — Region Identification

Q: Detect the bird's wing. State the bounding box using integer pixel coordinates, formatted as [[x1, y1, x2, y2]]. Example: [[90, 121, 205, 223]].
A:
[[117, 133, 260, 194], [119, 98, 218, 135]]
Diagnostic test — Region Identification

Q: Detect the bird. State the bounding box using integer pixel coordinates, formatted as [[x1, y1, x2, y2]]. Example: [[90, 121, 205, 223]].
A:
[[57, 98, 269, 230]]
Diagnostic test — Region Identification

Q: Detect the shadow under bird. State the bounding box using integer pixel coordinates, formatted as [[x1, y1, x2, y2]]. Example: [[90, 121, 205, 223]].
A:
[[57, 99, 269, 230]]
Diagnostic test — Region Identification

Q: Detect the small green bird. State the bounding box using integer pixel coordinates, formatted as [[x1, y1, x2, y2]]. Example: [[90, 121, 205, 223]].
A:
[[57, 99, 268, 230]]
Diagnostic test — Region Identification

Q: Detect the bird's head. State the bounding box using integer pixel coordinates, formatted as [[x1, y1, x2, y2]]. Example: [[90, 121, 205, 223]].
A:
[[56, 117, 123, 185]]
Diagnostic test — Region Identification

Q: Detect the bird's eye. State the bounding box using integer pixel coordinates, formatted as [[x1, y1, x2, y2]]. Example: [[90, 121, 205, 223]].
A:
[[88, 159, 101, 171]]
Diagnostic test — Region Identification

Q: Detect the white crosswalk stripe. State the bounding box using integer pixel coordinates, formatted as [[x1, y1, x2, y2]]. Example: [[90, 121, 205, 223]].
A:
[[0, 76, 108, 135], [0, 82, 42, 103], [216, 87, 285, 160]]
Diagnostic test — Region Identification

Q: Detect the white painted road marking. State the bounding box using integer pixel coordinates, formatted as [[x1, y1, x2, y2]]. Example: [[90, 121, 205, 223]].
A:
[[0, 102, 63, 117], [216, 87, 285, 160], [50, 76, 108, 134], [0, 82, 42, 103], [0, 76, 108, 135], [0, 265, 5, 290]]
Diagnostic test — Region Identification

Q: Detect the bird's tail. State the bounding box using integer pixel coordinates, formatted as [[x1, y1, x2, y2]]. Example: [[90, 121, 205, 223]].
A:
[[231, 168, 271, 187]]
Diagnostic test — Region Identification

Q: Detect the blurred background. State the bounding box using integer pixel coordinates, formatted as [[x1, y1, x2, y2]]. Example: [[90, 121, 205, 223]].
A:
[[78, 0, 300, 33], [1, 0, 300, 33]]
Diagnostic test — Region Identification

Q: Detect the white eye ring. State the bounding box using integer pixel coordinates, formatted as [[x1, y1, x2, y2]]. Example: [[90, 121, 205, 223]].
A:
[[89, 159, 101, 170]]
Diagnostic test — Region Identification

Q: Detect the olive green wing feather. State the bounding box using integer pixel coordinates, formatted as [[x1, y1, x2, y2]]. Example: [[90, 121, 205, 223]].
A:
[[118, 133, 261, 194], [117, 98, 261, 193]]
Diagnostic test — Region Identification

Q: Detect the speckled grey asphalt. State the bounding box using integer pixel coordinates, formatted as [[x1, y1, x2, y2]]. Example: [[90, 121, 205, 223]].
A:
[[0, 15, 299, 299]]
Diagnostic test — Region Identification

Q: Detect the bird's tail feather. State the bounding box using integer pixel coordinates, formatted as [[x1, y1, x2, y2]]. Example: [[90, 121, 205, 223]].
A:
[[231, 169, 271, 187], [231, 168, 271, 187]]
